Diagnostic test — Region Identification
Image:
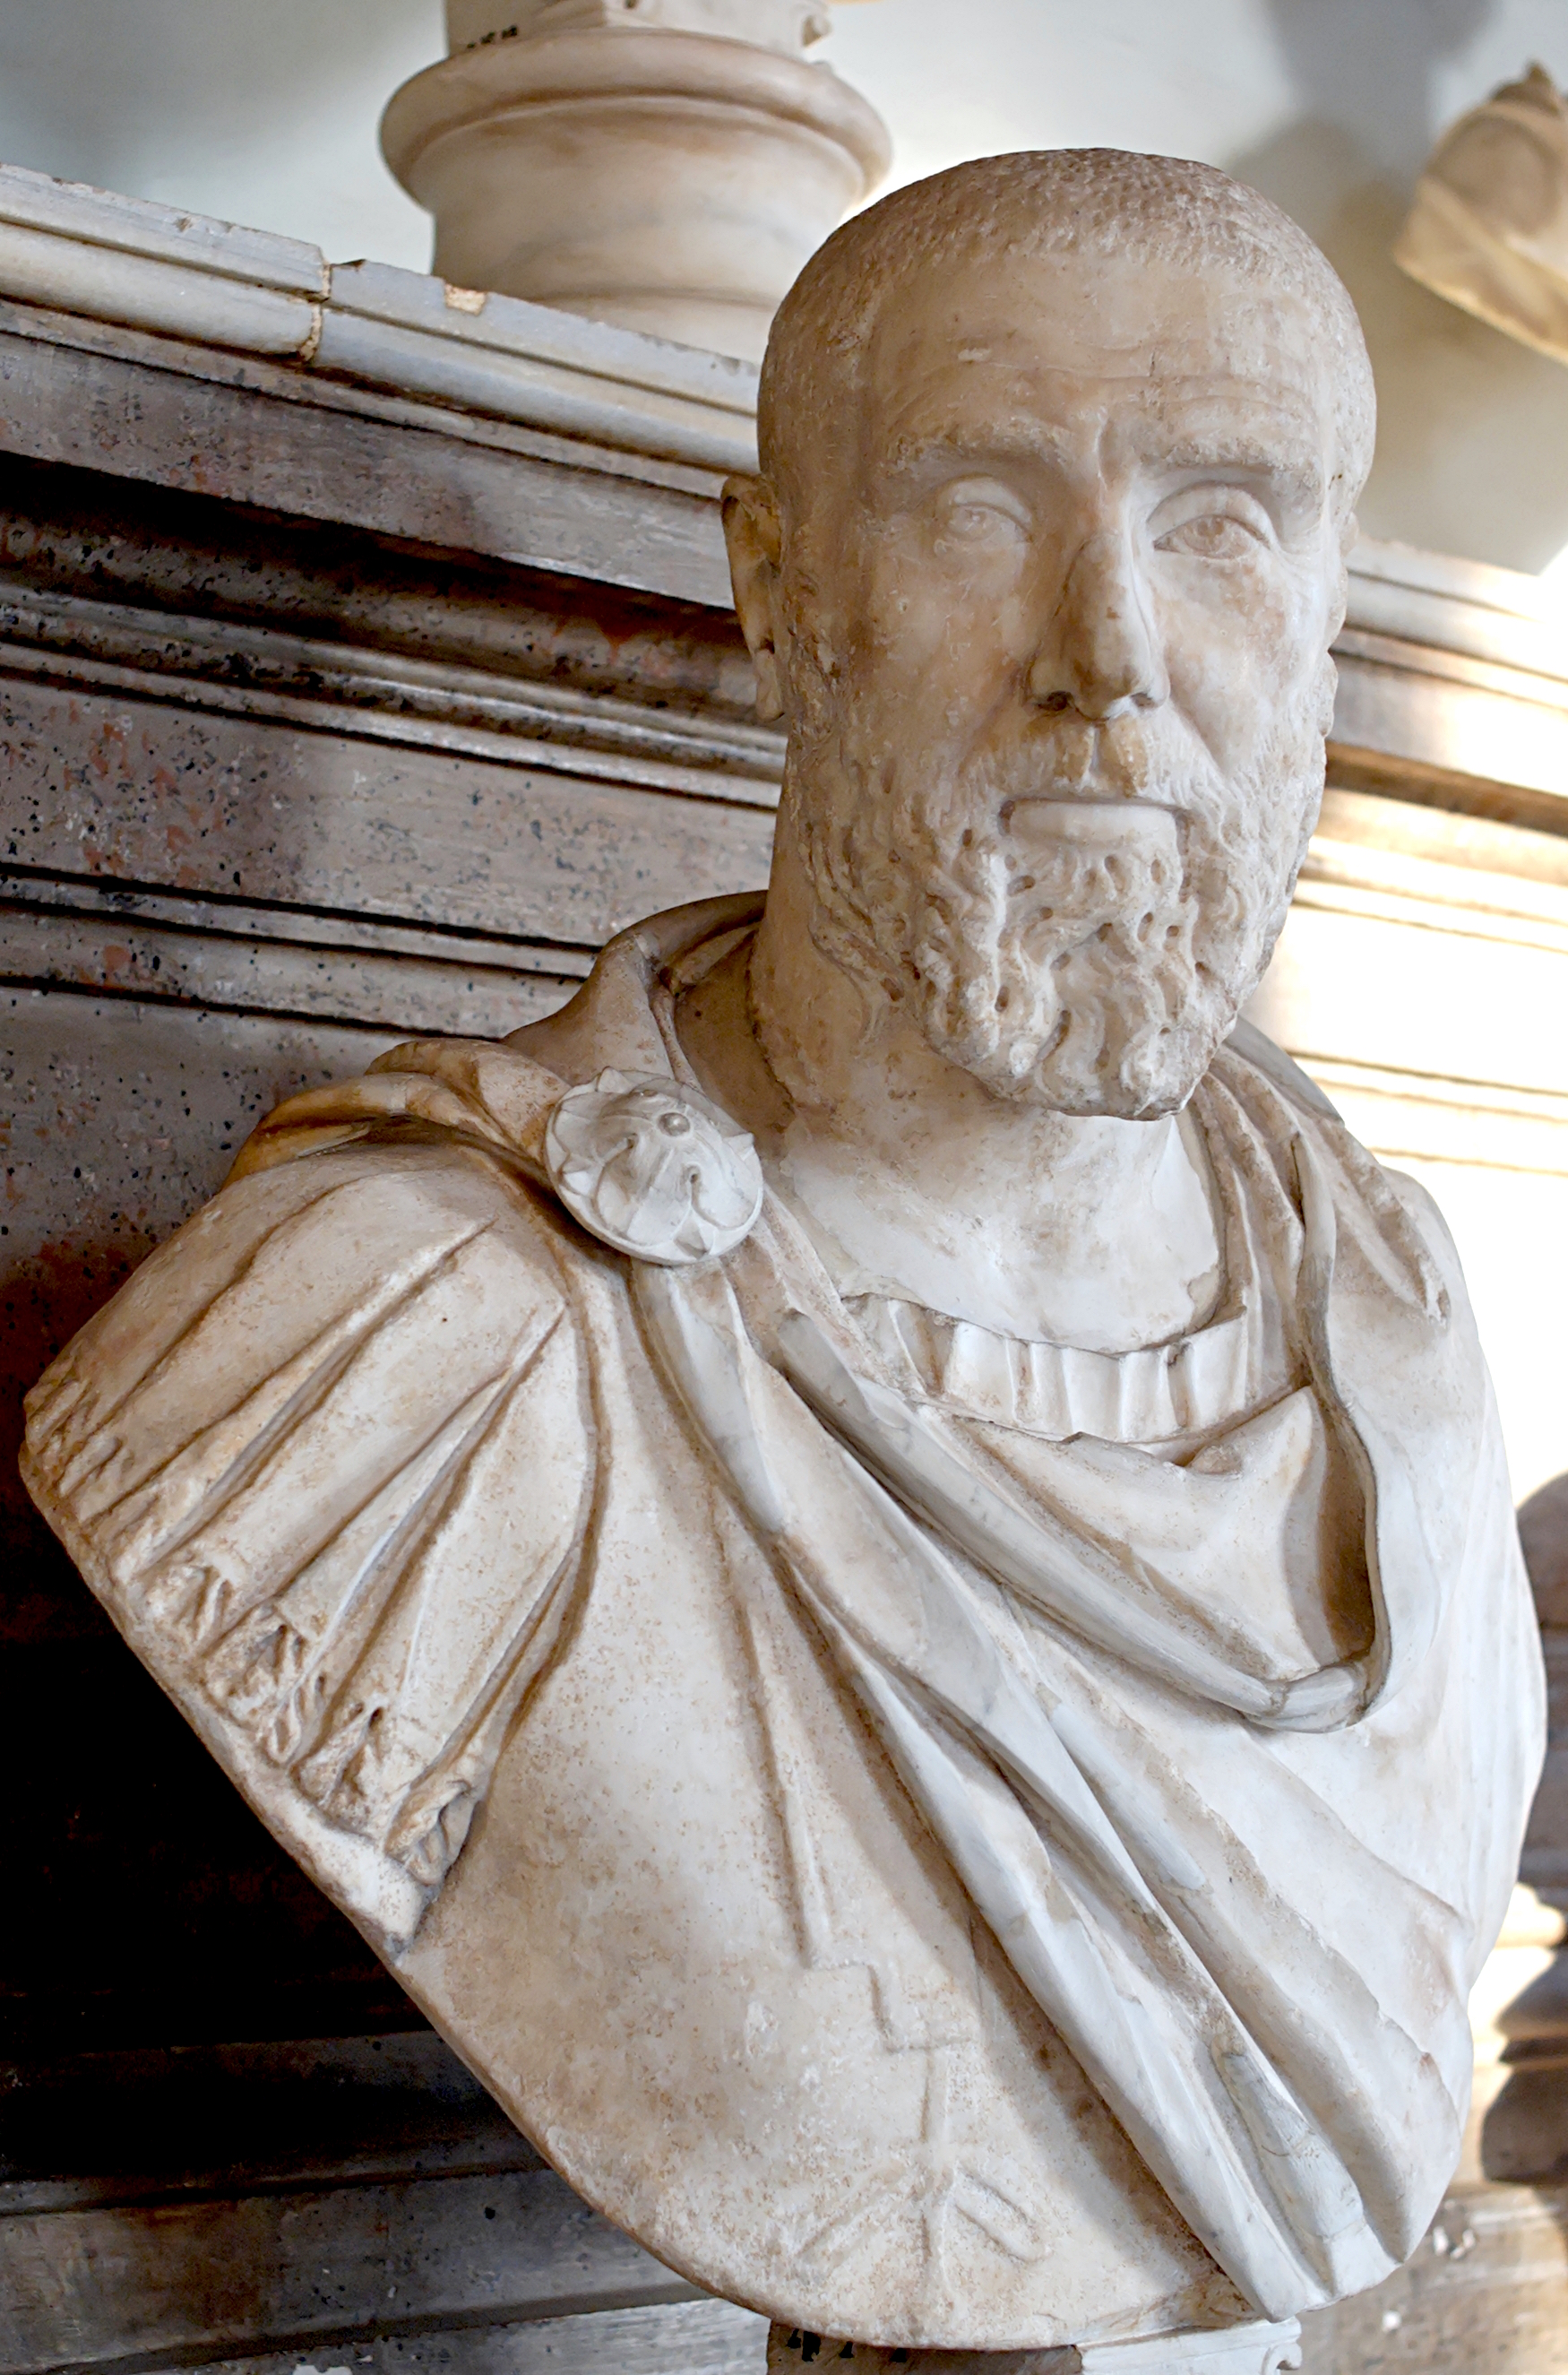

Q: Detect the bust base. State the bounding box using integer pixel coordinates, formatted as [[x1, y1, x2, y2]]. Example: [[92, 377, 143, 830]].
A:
[[767, 2315, 1304, 2375]]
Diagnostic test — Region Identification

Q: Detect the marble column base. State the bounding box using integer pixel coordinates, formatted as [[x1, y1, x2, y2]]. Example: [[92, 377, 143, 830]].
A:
[[380, 23, 891, 360], [766, 2316, 1304, 2375]]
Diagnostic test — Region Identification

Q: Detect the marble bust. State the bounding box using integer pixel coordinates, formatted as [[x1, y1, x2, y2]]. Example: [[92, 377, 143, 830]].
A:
[[22, 151, 1544, 2372]]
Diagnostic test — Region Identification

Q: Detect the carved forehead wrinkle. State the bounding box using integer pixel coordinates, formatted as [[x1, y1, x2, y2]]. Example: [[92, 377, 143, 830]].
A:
[[757, 148, 1375, 527], [859, 254, 1336, 481]]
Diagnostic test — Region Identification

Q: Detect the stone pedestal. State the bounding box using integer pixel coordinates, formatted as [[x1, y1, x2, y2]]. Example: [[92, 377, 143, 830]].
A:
[[381, 0, 890, 359], [767, 2319, 1304, 2374]]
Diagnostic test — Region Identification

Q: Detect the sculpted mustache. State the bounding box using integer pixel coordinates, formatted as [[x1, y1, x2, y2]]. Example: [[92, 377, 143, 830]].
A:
[[952, 723, 1236, 816], [1015, 712, 1157, 797]]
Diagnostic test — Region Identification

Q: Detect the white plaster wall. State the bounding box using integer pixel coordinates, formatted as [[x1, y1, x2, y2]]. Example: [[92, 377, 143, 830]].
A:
[[4, 0, 1568, 569], [0, 0, 443, 277]]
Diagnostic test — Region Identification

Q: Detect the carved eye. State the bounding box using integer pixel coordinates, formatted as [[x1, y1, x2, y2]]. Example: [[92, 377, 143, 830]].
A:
[[1155, 513, 1261, 560], [935, 479, 1030, 543]]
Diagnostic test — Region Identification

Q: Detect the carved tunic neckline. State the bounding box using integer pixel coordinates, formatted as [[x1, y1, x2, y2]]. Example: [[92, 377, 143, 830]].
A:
[[833, 1085, 1295, 1452]]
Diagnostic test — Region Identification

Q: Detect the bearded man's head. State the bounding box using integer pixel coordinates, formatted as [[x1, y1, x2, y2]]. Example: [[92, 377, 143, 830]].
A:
[[726, 149, 1375, 1119]]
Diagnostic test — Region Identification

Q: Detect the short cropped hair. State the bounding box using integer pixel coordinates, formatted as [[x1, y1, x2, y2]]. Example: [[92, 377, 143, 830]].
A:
[[758, 149, 1375, 524]]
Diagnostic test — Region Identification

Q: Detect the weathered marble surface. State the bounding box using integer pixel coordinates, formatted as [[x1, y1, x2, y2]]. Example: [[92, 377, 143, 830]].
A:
[[22, 151, 1544, 2360]]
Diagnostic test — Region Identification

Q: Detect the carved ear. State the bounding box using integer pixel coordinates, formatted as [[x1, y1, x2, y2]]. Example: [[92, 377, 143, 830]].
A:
[[721, 472, 786, 722]]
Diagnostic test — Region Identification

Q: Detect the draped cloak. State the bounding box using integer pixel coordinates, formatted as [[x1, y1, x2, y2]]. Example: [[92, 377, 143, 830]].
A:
[[22, 894, 1544, 2352]]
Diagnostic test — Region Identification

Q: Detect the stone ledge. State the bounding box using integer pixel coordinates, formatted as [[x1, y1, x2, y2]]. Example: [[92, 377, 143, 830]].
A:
[[0, 162, 760, 477]]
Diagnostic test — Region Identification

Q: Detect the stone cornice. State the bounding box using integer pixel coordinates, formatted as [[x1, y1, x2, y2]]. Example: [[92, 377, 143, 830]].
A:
[[0, 160, 761, 476]]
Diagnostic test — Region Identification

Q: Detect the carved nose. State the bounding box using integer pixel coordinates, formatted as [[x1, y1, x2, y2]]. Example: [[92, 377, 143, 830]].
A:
[[1029, 533, 1169, 721]]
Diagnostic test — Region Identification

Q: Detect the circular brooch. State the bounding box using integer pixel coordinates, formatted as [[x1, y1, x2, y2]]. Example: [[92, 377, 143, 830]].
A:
[[543, 1069, 764, 1265]]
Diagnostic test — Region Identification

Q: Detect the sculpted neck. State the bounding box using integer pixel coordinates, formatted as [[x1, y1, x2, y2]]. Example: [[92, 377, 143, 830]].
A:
[[689, 826, 1225, 1356]]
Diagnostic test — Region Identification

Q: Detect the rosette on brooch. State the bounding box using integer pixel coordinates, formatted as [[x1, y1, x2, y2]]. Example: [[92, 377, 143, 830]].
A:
[[543, 1070, 764, 1265]]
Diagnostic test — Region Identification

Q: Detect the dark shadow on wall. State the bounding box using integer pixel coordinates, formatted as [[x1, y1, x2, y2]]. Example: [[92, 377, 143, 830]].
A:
[[1262, 0, 1491, 183], [1232, 0, 1568, 571], [0, 1041, 426, 2067]]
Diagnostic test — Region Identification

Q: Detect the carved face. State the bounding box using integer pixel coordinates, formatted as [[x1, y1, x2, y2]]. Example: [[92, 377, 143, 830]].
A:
[[767, 246, 1348, 1118]]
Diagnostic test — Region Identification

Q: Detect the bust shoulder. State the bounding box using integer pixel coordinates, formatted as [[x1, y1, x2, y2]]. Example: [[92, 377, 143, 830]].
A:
[[24, 1131, 601, 1956]]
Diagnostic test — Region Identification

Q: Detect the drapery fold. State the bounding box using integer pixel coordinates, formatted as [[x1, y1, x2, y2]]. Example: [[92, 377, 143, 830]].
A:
[[632, 1180, 1466, 2316], [22, 896, 1541, 2328]]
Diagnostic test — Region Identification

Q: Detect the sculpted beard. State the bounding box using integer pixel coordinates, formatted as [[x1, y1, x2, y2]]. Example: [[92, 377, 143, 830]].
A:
[[788, 672, 1326, 1120]]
